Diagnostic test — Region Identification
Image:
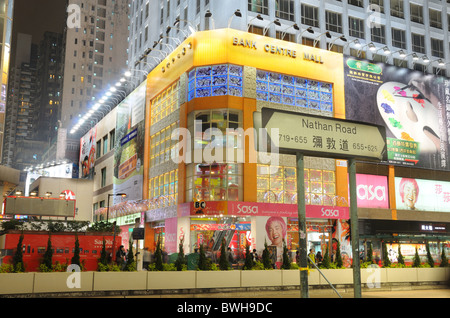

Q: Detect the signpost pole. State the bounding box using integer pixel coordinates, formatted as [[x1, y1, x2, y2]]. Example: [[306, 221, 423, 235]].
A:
[[348, 158, 362, 298], [296, 152, 308, 298]]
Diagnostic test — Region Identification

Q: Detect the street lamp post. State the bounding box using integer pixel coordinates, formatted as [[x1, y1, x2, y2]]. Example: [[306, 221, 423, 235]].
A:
[[106, 193, 126, 265], [106, 193, 127, 223]]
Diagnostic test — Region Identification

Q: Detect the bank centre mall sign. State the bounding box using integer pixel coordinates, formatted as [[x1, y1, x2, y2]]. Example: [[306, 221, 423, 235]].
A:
[[232, 36, 324, 64]]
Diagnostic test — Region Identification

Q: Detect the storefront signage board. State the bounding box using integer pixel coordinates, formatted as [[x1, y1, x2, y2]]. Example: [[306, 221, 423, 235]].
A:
[[262, 108, 387, 161], [177, 201, 348, 219]]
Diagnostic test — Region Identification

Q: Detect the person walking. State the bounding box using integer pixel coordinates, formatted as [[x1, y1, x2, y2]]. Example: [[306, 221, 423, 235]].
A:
[[116, 245, 126, 270]]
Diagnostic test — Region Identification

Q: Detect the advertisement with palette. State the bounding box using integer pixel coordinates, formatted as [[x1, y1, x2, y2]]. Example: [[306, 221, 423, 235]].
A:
[[344, 56, 450, 171]]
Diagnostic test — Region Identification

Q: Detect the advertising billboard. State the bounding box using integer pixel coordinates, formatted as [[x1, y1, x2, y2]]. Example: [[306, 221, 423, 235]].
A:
[[25, 163, 78, 196], [344, 56, 450, 171], [356, 174, 389, 209], [394, 177, 450, 212], [79, 126, 97, 179], [113, 80, 147, 204]]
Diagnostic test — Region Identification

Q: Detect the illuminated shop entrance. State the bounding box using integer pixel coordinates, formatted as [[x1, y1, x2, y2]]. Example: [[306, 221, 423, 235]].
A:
[[190, 216, 251, 261]]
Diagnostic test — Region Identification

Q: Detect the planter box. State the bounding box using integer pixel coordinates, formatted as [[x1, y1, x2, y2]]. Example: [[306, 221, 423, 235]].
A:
[[196, 270, 241, 289], [0, 273, 34, 295], [281, 269, 299, 286], [417, 268, 448, 283], [318, 269, 353, 285], [148, 271, 196, 290], [386, 268, 417, 283], [93, 271, 147, 291], [34, 272, 94, 293], [241, 270, 282, 287], [360, 268, 387, 288]]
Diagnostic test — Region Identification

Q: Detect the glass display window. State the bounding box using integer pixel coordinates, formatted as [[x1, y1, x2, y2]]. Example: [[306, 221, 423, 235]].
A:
[[148, 169, 178, 208], [256, 69, 333, 113], [188, 64, 243, 101], [189, 109, 242, 150], [150, 121, 179, 167], [257, 164, 336, 205], [151, 82, 180, 124], [186, 163, 243, 202]]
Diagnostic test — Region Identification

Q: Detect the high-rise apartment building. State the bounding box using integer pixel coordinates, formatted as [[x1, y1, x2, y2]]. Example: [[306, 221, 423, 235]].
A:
[[39, 0, 130, 165], [129, 0, 450, 77], [0, 0, 14, 163], [35, 31, 64, 144], [2, 33, 42, 170], [60, 0, 130, 133]]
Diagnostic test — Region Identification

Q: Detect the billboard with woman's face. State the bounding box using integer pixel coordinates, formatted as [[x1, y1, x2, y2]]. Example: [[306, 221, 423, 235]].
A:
[[344, 56, 450, 171], [395, 177, 450, 212], [255, 216, 287, 268]]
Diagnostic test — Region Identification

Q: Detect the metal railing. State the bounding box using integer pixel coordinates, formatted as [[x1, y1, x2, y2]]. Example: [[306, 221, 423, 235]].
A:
[[308, 255, 342, 298]]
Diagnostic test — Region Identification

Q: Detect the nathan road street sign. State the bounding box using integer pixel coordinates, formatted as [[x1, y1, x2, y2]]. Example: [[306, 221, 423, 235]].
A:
[[261, 108, 387, 161]]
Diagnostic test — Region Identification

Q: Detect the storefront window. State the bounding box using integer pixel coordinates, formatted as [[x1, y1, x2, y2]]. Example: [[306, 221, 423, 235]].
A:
[[151, 81, 180, 124], [257, 164, 336, 205], [190, 216, 251, 261], [187, 64, 243, 101], [256, 69, 333, 113], [186, 163, 243, 201], [148, 169, 178, 208]]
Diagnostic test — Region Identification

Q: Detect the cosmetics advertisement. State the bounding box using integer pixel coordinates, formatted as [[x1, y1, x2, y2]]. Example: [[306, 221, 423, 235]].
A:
[[344, 56, 450, 171]]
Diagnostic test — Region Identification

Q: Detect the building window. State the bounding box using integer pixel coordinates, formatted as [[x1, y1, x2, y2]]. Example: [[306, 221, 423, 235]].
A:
[[256, 70, 333, 113], [275, 0, 294, 21], [348, 0, 363, 8], [248, 25, 264, 35], [148, 169, 178, 208], [189, 109, 242, 150], [101, 167, 107, 188], [301, 4, 319, 27], [96, 140, 102, 158], [151, 82, 180, 124], [410, 4, 423, 24], [391, 28, 406, 49], [187, 64, 243, 102], [150, 122, 179, 167], [257, 165, 297, 204], [102, 135, 108, 155], [257, 165, 336, 205], [348, 17, 365, 39], [371, 25, 386, 44], [109, 129, 115, 150], [429, 9, 442, 29], [186, 163, 243, 202], [411, 33, 425, 54], [390, 0, 404, 19], [369, 0, 384, 13], [325, 11, 342, 34], [276, 31, 295, 43], [248, 0, 268, 15], [431, 38, 444, 58]]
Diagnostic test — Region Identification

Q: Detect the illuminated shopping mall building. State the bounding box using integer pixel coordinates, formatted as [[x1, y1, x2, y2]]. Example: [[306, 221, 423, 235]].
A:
[[88, 1, 450, 266]]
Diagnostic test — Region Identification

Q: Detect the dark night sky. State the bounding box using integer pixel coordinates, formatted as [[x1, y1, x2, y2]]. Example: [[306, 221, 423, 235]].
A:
[[12, 0, 66, 44]]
